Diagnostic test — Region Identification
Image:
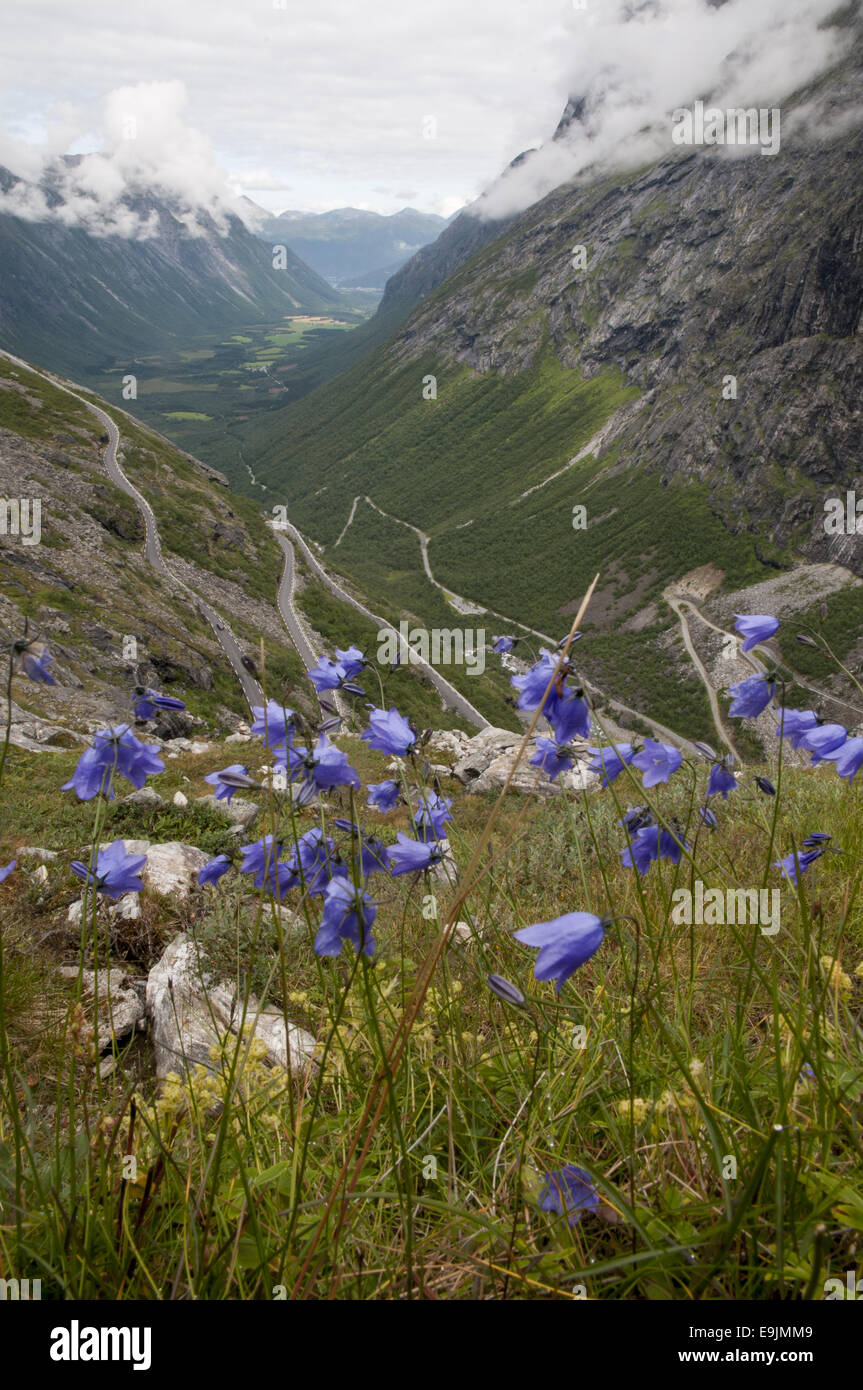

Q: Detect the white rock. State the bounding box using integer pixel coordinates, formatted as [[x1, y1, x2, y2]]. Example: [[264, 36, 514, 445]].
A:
[[101, 838, 151, 856], [226, 732, 251, 744], [109, 892, 142, 921], [452, 726, 598, 797], [195, 794, 259, 829], [141, 842, 209, 898], [18, 846, 58, 861], [428, 839, 459, 888], [67, 899, 83, 925], [122, 786, 164, 808], [188, 741, 212, 756], [429, 730, 471, 760], [450, 920, 477, 946], [98, 839, 208, 898], [172, 791, 189, 808], [146, 933, 316, 1080], [32, 864, 49, 884], [56, 965, 144, 1051]]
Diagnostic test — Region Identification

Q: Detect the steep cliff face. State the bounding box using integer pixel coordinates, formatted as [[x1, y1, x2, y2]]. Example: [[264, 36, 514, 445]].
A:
[[393, 50, 863, 568]]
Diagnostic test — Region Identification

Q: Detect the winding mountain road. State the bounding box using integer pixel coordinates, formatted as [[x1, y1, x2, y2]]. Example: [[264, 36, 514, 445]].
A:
[[0, 350, 264, 714], [332, 493, 702, 753], [273, 518, 490, 730], [673, 595, 863, 730], [271, 528, 349, 720], [666, 595, 742, 760]]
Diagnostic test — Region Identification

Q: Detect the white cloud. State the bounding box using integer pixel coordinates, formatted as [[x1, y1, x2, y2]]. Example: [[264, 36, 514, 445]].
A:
[[472, 0, 857, 220], [0, 0, 572, 218], [0, 79, 250, 235], [0, 1, 855, 229]]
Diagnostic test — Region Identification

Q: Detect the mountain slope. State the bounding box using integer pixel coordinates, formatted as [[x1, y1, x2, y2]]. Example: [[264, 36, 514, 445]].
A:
[[0, 352, 515, 748], [254, 206, 449, 288], [0, 165, 343, 379], [238, 23, 863, 740]]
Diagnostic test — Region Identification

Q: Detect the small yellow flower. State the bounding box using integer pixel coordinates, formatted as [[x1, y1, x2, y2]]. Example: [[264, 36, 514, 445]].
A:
[[616, 1097, 649, 1123], [820, 956, 852, 997]]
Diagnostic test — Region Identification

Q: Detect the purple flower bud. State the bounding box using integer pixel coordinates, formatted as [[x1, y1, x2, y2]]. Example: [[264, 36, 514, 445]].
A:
[[486, 974, 527, 1008]]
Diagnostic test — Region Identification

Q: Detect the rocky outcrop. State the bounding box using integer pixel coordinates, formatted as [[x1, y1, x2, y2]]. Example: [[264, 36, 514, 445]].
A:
[[97, 839, 210, 898], [195, 793, 259, 829], [145, 933, 316, 1080], [441, 726, 597, 796], [56, 965, 144, 1053]]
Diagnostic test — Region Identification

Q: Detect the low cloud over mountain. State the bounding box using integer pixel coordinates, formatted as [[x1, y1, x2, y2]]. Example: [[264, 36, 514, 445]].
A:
[[473, 0, 858, 221], [0, 80, 251, 238]]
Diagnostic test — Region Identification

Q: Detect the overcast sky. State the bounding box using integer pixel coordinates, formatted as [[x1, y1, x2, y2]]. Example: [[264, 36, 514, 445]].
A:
[[0, 0, 855, 228], [0, 0, 576, 218]]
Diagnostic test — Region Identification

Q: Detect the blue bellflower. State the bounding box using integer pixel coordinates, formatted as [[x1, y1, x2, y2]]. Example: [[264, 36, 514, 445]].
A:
[[239, 835, 293, 898], [587, 743, 634, 786], [387, 833, 443, 877], [367, 779, 401, 813], [62, 725, 165, 801], [549, 691, 591, 743], [251, 700, 295, 750], [331, 819, 389, 879], [284, 828, 342, 897], [287, 735, 360, 792], [412, 791, 453, 843], [513, 911, 606, 994], [361, 707, 417, 757], [776, 708, 818, 748], [707, 763, 738, 799], [335, 646, 366, 679], [798, 724, 847, 765], [0, 860, 17, 882], [14, 640, 56, 684], [733, 614, 779, 652], [530, 737, 575, 783], [71, 840, 147, 900], [621, 825, 689, 875], [204, 764, 252, 803], [538, 1165, 600, 1226], [774, 847, 825, 884], [132, 687, 186, 720], [728, 674, 775, 718], [820, 735, 863, 783], [631, 739, 682, 788], [312, 877, 376, 958], [198, 854, 232, 887], [307, 656, 348, 692], [314, 876, 377, 958], [511, 649, 564, 719]]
